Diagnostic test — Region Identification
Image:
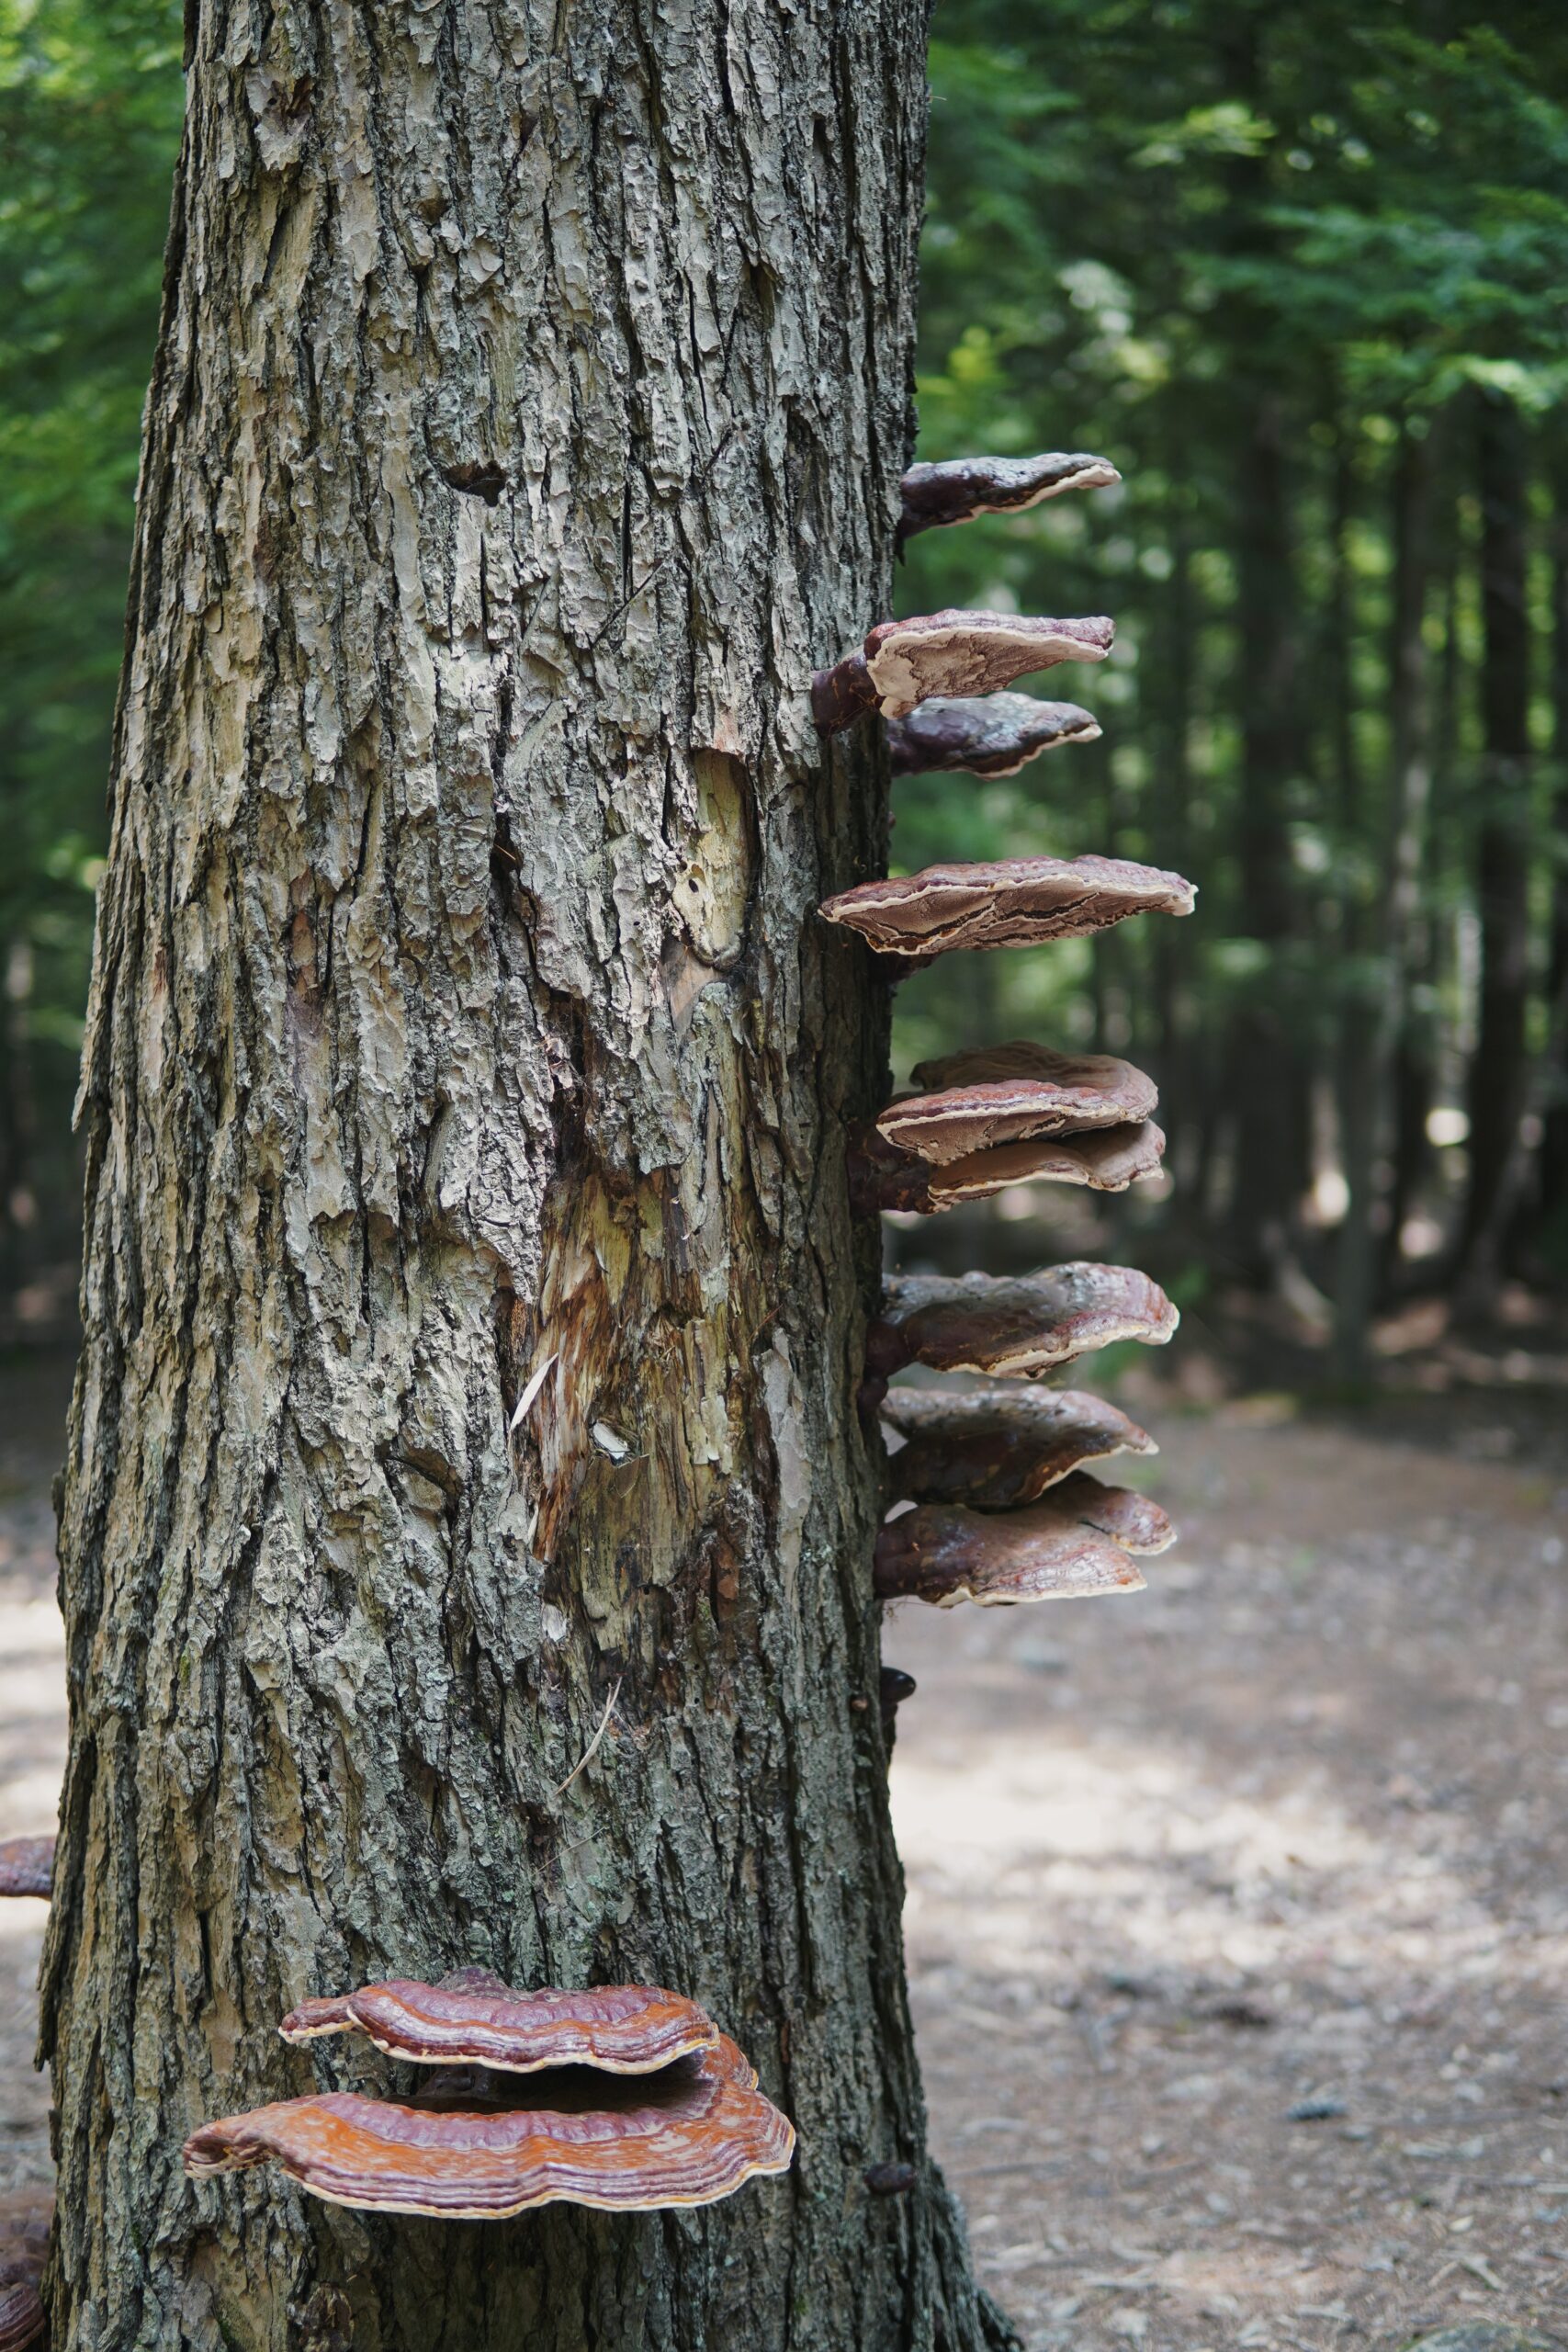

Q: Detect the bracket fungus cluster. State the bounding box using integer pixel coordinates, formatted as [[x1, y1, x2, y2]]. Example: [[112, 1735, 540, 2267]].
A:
[[810, 443, 1191, 1672], [185, 1971, 793, 2220]]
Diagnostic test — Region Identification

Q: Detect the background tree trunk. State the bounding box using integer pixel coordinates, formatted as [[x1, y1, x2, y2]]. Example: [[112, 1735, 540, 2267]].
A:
[[40, 8, 1017, 2349], [1458, 388, 1533, 1287]]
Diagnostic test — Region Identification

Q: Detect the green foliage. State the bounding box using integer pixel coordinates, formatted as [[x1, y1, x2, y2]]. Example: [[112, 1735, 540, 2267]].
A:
[[895, 0, 1568, 1297], [0, 0, 182, 1257]]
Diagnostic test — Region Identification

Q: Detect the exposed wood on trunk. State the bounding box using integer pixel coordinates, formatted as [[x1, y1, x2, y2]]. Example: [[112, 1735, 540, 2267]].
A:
[[40, 7, 1020, 2348]]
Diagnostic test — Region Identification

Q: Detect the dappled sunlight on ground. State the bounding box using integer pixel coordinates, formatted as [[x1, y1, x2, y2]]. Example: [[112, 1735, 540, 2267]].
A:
[[890, 1400, 1568, 2348]]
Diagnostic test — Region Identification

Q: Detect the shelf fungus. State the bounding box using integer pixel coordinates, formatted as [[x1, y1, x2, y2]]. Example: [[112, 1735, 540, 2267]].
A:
[[850, 1119, 1165, 1215], [882, 1385, 1156, 1511], [874, 1489, 1147, 1607], [280, 1970, 718, 2077], [0, 2189, 50, 2352], [812, 610, 1112, 732], [886, 693, 1100, 779], [881, 1042, 1158, 1165], [0, 1838, 52, 1900], [185, 1973, 794, 2221], [865, 1263, 1179, 1387], [899, 450, 1120, 542], [819, 854, 1194, 962]]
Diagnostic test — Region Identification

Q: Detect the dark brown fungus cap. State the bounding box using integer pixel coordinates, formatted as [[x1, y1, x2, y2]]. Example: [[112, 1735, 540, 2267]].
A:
[[850, 1123, 1165, 1215], [819, 854, 1194, 960], [0, 1838, 53, 1900], [884, 1041, 1158, 1165], [0, 2190, 51, 2352], [812, 611, 1112, 732], [886, 694, 1100, 778], [879, 1667, 918, 1714], [882, 1385, 1156, 1510], [1049, 1471, 1176, 1556], [899, 451, 1120, 540], [281, 1970, 718, 2077], [865, 1263, 1179, 1384], [874, 1497, 1145, 1607], [183, 2033, 794, 2220]]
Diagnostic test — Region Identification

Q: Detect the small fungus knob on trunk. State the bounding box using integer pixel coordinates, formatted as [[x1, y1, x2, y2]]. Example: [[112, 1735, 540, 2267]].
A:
[[886, 693, 1100, 778], [812, 610, 1112, 731], [863, 2160, 919, 2196], [898, 450, 1120, 541]]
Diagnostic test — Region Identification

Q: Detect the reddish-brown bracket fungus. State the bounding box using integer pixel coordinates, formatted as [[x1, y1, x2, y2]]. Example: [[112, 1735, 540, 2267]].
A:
[[898, 450, 1120, 541], [1048, 1470, 1175, 1556], [820, 854, 1193, 962], [184, 2033, 794, 2220], [874, 1495, 1145, 1607], [850, 1121, 1166, 1215], [882, 1041, 1158, 1164], [886, 693, 1100, 778], [186, 1974, 792, 2220], [811, 610, 1112, 732], [881, 1385, 1156, 1510], [0, 2190, 51, 2352], [281, 1969, 717, 2076], [0, 1838, 52, 1900], [865, 1262, 1179, 1385]]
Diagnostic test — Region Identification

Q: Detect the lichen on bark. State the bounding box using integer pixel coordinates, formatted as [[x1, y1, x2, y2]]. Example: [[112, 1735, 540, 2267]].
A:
[[39, 4, 1020, 2348]]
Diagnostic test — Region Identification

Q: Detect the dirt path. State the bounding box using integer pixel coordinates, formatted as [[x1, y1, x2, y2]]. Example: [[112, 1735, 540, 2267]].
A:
[[3, 1362, 1565, 2346]]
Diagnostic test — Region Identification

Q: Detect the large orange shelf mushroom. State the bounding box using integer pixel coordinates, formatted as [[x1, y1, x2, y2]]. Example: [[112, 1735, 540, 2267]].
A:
[[185, 1974, 793, 2222], [882, 1385, 1156, 1511], [0, 1839, 52, 1901], [820, 854, 1194, 961]]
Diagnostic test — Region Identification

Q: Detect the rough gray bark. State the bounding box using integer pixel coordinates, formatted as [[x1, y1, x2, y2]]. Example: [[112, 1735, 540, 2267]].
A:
[[40, 7, 1020, 2349]]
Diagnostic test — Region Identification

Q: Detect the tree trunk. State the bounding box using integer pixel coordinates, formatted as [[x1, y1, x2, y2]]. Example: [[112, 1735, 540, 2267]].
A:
[[1528, 437, 1568, 1244], [1227, 390, 1310, 1282], [1457, 389, 1533, 1288], [40, 9, 1018, 2350]]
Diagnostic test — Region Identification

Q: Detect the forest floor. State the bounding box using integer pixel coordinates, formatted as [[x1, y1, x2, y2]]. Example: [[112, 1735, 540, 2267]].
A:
[[3, 1351, 1567, 2349]]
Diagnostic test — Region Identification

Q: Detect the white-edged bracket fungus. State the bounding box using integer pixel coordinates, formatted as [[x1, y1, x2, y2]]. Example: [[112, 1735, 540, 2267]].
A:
[[874, 1487, 1152, 1607], [849, 1119, 1166, 1215], [812, 610, 1112, 732], [881, 1385, 1156, 1511], [280, 1970, 717, 2075], [0, 2189, 51, 2352], [185, 1973, 794, 2221], [820, 854, 1194, 962], [865, 1262, 1179, 1388], [0, 1838, 52, 1901], [898, 450, 1120, 542], [882, 1041, 1158, 1164], [886, 693, 1100, 778]]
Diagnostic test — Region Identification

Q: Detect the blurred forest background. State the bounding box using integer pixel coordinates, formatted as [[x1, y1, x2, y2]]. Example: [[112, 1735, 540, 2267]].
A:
[[1, 0, 1564, 1385]]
